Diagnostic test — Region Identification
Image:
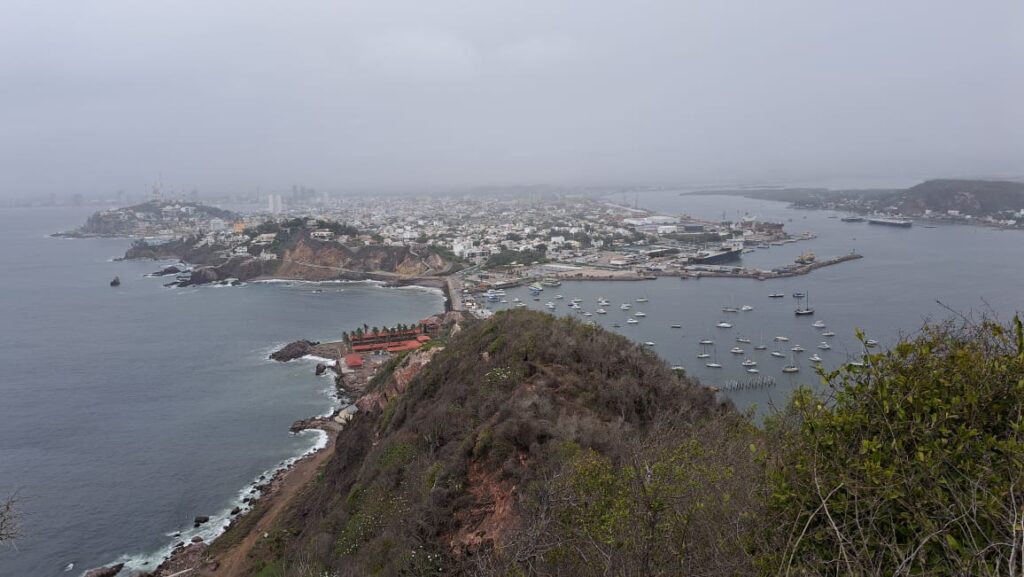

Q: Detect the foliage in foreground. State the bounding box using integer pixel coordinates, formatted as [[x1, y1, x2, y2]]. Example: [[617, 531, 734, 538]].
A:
[[764, 318, 1024, 576]]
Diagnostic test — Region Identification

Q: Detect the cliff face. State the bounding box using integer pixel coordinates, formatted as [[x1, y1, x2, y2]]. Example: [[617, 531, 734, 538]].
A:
[[273, 236, 452, 280], [246, 310, 733, 576]]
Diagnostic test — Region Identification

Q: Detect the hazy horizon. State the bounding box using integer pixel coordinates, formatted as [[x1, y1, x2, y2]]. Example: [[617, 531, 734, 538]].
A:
[[2, 0, 1021, 199]]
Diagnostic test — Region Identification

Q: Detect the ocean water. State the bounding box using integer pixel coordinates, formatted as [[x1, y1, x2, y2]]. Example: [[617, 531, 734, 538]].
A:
[[490, 192, 1024, 412], [0, 208, 444, 577]]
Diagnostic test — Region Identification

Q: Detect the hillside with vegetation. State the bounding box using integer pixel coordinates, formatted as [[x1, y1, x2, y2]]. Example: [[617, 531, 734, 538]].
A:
[[212, 310, 1024, 576]]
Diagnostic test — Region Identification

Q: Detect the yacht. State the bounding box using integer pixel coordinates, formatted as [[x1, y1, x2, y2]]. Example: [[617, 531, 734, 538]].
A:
[[782, 365, 800, 373], [809, 354, 823, 363], [514, 302, 527, 308], [697, 349, 711, 359], [528, 283, 543, 292], [620, 303, 632, 310], [794, 293, 815, 316], [792, 292, 806, 298], [741, 359, 757, 367], [716, 321, 733, 328], [597, 298, 611, 306], [570, 297, 583, 304], [754, 332, 767, 350], [706, 361, 722, 368], [596, 308, 607, 314], [699, 338, 714, 345], [500, 299, 508, 303], [636, 297, 649, 303], [817, 342, 831, 350], [769, 293, 784, 298], [583, 312, 593, 317], [746, 368, 760, 374], [848, 360, 866, 368], [771, 350, 786, 358], [865, 339, 879, 348], [736, 336, 751, 343], [740, 305, 754, 312], [670, 324, 682, 328], [821, 331, 836, 337], [545, 302, 555, 309], [627, 318, 639, 324], [671, 365, 685, 371], [644, 341, 656, 347], [512, 297, 521, 303], [811, 320, 826, 328], [555, 294, 564, 300], [791, 345, 805, 352], [730, 346, 744, 354], [774, 336, 790, 342], [612, 323, 621, 328], [722, 306, 739, 313], [634, 311, 647, 317]]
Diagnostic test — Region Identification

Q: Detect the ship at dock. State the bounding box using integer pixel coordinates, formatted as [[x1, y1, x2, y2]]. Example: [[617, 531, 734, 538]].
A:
[[868, 217, 913, 227], [840, 216, 865, 223], [688, 247, 743, 265]]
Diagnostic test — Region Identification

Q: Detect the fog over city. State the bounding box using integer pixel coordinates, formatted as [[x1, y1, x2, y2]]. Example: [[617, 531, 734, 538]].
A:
[[2, 0, 1021, 198]]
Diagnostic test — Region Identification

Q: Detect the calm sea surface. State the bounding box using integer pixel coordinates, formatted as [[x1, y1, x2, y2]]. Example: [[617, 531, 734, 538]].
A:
[[489, 192, 1024, 411], [0, 208, 444, 577]]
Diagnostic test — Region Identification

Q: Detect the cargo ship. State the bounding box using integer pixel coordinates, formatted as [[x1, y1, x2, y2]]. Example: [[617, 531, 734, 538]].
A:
[[867, 217, 912, 227], [688, 247, 743, 265]]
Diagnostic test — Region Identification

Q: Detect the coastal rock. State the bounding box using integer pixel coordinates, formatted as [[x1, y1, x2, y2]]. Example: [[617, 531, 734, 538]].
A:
[[150, 265, 181, 277], [315, 363, 328, 376], [84, 563, 125, 577], [191, 535, 204, 543], [270, 340, 320, 362], [231, 506, 241, 515], [193, 515, 210, 527]]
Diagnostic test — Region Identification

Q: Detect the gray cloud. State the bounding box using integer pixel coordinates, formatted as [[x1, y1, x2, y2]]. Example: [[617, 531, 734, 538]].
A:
[[1, 0, 1021, 198]]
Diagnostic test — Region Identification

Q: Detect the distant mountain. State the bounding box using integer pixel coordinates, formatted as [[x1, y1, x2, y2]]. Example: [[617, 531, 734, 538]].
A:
[[894, 179, 1024, 216]]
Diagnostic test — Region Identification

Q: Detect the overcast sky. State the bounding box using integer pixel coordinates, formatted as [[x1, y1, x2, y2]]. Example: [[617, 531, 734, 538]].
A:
[[1, 0, 1021, 197]]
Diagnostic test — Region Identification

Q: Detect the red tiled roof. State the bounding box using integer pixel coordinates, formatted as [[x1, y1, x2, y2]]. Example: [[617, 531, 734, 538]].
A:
[[344, 354, 364, 367]]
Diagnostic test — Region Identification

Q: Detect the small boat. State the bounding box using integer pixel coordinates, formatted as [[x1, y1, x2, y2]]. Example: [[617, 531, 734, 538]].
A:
[[670, 324, 681, 328], [783, 353, 801, 372], [545, 302, 556, 309], [620, 303, 632, 310], [730, 346, 744, 354], [512, 297, 521, 302], [699, 338, 714, 345], [596, 308, 607, 314], [533, 297, 541, 301], [792, 292, 806, 298], [811, 320, 826, 328], [848, 360, 866, 368], [768, 293, 784, 298], [716, 322, 733, 329], [741, 359, 757, 367], [627, 318, 639, 324], [634, 312, 646, 317], [109, 276, 121, 287], [740, 305, 754, 311], [612, 323, 620, 328], [771, 350, 786, 358], [555, 294, 564, 299], [821, 331, 836, 337], [706, 362, 722, 368], [636, 297, 649, 303], [571, 297, 583, 303], [500, 299, 508, 303], [794, 292, 814, 316], [791, 345, 805, 352], [722, 306, 739, 313], [754, 331, 767, 350], [736, 336, 751, 343], [514, 302, 527, 308], [528, 283, 543, 292], [817, 342, 831, 350], [774, 336, 790, 342], [809, 354, 823, 363], [597, 298, 611, 306], [746, 368, 760, 374], [697, 351, 710, 359], [865, 339, 879, 348], [644, 341, 656, 347], [671, 365, 685, 371], [583, 312, 593, 317]]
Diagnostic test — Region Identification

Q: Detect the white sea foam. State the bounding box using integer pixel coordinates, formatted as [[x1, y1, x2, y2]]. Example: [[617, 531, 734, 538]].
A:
[[110, 428, 330, 575], [301, 354, 336, 364], [391, 284, 445, 297]]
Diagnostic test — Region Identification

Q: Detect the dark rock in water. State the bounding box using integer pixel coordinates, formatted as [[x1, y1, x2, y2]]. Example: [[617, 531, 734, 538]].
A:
[[151, 265, 181, 277], [270, 340, 320, 362], [193, 515, 210, 527], [109, 276, 120, 287], [315, 363, 328, 376], [230, 506, 241, 515], [191, 535, 204, 543], [230, 279, 243, 286], [84, 563, 125, 577]]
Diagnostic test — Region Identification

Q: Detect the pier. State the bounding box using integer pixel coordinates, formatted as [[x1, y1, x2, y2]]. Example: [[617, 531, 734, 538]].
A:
[[678, 252, 863, 281]]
